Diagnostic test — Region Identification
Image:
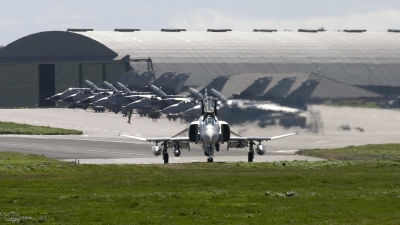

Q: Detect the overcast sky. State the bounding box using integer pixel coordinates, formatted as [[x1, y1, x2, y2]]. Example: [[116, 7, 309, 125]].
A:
[[1, 0, 400, 45]]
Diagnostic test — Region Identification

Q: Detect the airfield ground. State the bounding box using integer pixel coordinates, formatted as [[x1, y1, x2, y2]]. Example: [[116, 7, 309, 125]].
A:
[[0, 105, 399, 164]]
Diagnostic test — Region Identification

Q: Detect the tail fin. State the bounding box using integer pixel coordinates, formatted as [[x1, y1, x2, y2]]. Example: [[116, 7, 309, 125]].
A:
[[210, 88, 228, 102], [84, 80, 100, 91], [103, 81, 120, 94], [150, 84, 167, 97], [115, 82, 134, 94], [188, 87, 204, 99]]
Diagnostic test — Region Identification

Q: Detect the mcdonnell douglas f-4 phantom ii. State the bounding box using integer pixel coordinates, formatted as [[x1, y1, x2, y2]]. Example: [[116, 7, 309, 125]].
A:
[[120, 90, 297, 163]]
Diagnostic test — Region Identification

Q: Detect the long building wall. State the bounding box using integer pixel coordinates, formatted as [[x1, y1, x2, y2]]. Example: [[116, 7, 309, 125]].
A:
[[0, 62, 127, 107], [0, 63, 38, 107]]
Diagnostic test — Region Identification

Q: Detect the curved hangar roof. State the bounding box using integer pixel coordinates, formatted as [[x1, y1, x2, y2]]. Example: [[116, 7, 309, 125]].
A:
[[1, 30, 400, 87]]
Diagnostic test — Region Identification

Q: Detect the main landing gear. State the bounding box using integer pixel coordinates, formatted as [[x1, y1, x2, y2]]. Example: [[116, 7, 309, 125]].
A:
[[248, 142, 254, 162], [162, 141, 169, 164]]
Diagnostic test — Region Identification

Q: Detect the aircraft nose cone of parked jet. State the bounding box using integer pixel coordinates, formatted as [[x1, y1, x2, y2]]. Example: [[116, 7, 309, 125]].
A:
[[63, 95, 76, 103], [80, 96, 94, 104], [202, 130, 218, 144], [93, 97, 108, 106], [162, 104, 179, 114], [47, 93, 62, 101], [125, 100, 147, 110]]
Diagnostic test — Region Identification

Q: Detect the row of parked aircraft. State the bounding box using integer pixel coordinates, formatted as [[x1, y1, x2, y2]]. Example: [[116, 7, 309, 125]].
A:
[[47, 70, 301, 123]]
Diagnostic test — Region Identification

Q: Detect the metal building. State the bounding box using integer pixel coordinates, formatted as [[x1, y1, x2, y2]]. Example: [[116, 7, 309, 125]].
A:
[[0, 30, 399, 107]]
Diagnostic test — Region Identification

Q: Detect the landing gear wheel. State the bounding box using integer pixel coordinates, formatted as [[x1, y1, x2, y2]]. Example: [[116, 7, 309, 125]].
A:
[[207, 158, 213, 163], [163, 152, 169, 164], [248, 151, 254, 162]]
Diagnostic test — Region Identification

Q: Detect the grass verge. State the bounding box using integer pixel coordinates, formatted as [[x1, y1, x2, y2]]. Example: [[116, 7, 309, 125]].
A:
[[0, 121, 82, 135], [0, 145, 400, 224], [1, 145, 400, 224], [301, 143, 400, 161]]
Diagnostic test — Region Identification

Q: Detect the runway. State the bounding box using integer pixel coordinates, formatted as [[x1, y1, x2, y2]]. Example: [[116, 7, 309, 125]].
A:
[[0, 106, 399, 164]]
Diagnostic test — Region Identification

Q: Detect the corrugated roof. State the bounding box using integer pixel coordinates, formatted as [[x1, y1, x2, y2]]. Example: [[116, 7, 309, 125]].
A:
[[78, 31, 400, 87], [1, 31, 400, 87]]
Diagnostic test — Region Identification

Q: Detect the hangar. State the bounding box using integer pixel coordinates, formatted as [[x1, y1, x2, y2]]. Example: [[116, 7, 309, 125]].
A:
[[0, 29, 399, 107]]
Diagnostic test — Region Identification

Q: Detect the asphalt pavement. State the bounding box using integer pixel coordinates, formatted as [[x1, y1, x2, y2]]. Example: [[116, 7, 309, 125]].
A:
[[0, 106, 399, 164]]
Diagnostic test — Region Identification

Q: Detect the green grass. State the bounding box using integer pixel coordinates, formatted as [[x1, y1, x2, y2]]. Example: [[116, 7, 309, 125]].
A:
[[0, 121, 82, 135], [1, 145, 400, 224], [301, 143, 400, 161]]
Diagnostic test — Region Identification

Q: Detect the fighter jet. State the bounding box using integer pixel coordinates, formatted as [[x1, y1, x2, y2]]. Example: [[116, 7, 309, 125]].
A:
[[161, 87, 204, 120], [47, 87, 90, 102], [92, 81, 152, 113], [61, 80, 115, 109], [124, 84, 191, 117], [120, 90, 297, 163]]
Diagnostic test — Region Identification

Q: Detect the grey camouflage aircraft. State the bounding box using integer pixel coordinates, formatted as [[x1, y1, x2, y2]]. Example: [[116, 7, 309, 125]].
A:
[[124, 84, 191, 117], [121, 90, 297, 163], [92, 81, 153, 113]]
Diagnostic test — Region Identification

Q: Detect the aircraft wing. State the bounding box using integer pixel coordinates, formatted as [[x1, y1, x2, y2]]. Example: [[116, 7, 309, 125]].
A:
[[229, 132, 297, 142], [226, 132, 297, 149], [119, 134, 189, 143]]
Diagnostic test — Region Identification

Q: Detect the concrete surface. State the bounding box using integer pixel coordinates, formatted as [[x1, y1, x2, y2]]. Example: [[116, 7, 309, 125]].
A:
[[0, 105, 399, 164]]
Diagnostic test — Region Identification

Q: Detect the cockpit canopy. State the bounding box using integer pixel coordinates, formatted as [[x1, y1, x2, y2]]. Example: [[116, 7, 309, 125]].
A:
[[204, 116, 215, 126], [203, 96, 216, 114]]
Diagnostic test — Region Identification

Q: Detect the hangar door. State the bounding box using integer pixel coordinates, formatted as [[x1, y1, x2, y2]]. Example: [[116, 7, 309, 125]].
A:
[[38, 64, 55, 106]]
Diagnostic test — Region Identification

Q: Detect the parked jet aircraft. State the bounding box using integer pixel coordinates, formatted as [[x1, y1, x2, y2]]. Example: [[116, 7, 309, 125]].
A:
[[93, 81, 153, 113], [121, 90, 297, 163], [124, 84, 191, 116]]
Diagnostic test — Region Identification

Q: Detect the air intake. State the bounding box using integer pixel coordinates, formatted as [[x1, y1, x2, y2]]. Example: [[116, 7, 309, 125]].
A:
[[207, 29, 232, 32], [343, 29, 366, 33], [388, 29, 400, 33], [298, 29, 318, 33], [114, 29, 140, 32], [67, 28, 94, 32], [161, 29, 186, 32], [253, 29, 277, 32]]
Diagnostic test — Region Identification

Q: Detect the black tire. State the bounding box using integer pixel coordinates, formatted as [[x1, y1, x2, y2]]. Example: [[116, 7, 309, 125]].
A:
[[248, 152, 254, 162], [207, 158, 213, 163], [163, 153, 169, 164]]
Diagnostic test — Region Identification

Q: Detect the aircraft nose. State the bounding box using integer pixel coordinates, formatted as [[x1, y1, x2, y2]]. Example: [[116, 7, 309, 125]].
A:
[[126, 101, 143, 110], [48, 93, 62, 101], [162, 105, 176, 114], [63, 95, 74, 102], [203, 130, 218, 144], [93, 99, 105, 106], [80, 97, 92, 104]]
